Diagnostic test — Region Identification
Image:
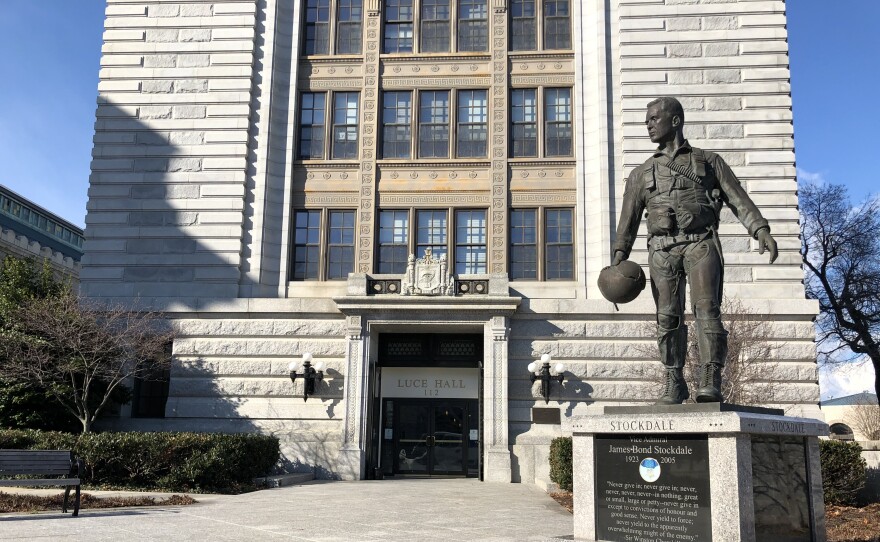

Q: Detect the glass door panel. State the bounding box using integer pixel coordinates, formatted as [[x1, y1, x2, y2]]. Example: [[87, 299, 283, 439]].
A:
[[397, 403, 430, 473], [431, 403, 465, 474]]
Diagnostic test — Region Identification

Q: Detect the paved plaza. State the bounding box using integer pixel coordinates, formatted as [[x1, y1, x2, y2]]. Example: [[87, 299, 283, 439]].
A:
[[0, 479, 574, 541]]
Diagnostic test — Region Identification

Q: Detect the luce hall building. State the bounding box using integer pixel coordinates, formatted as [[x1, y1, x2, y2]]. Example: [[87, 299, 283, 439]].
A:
[[84, 0, 817, 485]]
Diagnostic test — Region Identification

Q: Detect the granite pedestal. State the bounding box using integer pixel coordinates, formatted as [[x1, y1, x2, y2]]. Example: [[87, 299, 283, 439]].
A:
[[570, 404, 828, 542]]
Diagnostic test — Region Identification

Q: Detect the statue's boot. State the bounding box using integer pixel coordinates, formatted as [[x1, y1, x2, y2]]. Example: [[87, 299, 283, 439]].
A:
[[695, 331, 727, 403], [655, 325, 689, 405]]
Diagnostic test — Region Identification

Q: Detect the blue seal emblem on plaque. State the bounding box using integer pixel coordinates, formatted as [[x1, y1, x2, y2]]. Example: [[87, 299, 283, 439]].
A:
[[639, 457, 661, 482]]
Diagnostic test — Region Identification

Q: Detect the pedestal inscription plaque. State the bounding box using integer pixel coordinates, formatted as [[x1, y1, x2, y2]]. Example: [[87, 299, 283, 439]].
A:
[[595, 434, 711, 542]]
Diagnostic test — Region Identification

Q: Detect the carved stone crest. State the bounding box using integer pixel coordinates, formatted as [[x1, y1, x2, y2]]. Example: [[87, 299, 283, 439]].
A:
[[401, 248, 454, 296]]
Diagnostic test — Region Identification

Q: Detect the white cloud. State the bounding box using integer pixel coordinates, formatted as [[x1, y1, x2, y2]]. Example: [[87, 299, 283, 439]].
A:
[[819, 358, 876, 400], [796, 168, 827, 184]]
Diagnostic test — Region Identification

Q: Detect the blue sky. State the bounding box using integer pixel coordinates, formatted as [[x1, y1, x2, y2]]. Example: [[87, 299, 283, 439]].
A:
[[0, 2, 875, 397]]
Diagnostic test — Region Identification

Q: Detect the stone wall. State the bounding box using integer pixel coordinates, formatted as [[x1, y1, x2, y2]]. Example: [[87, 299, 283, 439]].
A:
[[83, 0, 258, 300]]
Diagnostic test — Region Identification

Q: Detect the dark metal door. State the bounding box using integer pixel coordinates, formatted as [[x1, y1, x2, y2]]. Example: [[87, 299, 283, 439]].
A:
[[394, 400, 468, 476]]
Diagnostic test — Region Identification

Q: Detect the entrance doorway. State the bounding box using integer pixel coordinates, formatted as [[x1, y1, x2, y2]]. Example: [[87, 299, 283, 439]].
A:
[[385, 398, 479, 476], [369, 333, 483, 479]]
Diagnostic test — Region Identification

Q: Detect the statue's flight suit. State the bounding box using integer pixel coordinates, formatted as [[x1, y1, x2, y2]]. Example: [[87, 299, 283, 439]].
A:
[[614, 141, 771, 402]]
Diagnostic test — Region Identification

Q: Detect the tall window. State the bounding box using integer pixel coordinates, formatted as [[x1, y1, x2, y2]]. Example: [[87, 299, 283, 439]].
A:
[[545, 209, 573, 279], [417, 210, 448, 259], [382, 92, 413, 159], [510, 209, 537, 279], [455, 210, 487, 274], [545, 88, 572, 157], [304, 0, 330, 55], [510, 0, 536, 51], [292, 209, 357, 281], [457, 90, 488, 158], [327, 210, 356, 279], [336, 0, 363, 54], [332, 92, 360, 159], [458, 0, 488, 52], [511, 89, 537, 157], [419, 91, 450, 158], [544, 0, 571, 50], [510, 208, 574, 280], [293, 210, 322, 280], [385, 0, 414, 53], [378, 210, 410, 274], [421, 0, 451, 52], [299, 93, 326, 159]]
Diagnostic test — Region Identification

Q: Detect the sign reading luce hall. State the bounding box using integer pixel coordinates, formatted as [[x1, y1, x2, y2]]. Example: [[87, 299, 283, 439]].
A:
[[595, 434, 711, 542], [381, 368, 479, 399]]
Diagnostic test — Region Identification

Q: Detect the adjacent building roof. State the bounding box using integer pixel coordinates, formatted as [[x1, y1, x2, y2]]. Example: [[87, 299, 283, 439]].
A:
[[0, 184, 84, 261], [821, 392, 878, 407]]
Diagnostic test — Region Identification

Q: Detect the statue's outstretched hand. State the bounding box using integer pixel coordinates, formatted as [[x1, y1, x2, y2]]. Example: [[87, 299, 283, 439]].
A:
[[757, 228, 778, 264], [612, 250, 627, 266]]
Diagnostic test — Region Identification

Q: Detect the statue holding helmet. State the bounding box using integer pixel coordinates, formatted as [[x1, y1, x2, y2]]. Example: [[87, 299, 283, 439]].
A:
[[599, 97, 778, 405]]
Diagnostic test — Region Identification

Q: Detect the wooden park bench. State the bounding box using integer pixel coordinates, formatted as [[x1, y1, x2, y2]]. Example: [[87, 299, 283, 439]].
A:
[[0, 450, 85, 516]]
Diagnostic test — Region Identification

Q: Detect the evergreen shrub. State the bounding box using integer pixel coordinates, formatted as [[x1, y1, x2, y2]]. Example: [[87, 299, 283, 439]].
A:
[[0, 429, 279, 493], [550, 436, 573, 492], [819, 439, 867, 506]]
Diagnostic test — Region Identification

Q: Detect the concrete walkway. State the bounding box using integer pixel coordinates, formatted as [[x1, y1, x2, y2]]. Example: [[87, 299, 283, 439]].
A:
[[0, 479, 574, 541]]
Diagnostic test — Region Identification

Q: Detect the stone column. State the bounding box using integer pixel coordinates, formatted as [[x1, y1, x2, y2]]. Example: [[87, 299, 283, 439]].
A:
[[337, 314, 367, 479], [708, 434, 756, 541], [483, 315, 512, 482]]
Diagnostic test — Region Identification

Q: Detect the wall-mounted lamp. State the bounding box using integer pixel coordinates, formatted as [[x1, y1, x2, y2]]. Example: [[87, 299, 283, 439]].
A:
[[528, 354, 565, 404], [289, 352, 325, 402]]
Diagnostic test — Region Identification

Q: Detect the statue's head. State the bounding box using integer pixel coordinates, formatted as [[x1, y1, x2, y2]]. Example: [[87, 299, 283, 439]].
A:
[[645, 97, 684, 144]]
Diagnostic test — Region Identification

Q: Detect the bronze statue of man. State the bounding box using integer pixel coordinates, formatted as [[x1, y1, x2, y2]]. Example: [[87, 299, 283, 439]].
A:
[[612, 97, 778, 404]]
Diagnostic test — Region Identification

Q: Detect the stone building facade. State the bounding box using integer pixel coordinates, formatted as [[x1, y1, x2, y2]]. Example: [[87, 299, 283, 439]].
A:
[[84, 0, 818, 485], [0, 184, 83, 282]]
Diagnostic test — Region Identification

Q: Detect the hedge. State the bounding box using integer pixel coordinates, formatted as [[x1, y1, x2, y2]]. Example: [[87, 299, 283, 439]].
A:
[[0, 429, 280, 493], [550, 436, 573, 492], [819, 439, 867, 506]]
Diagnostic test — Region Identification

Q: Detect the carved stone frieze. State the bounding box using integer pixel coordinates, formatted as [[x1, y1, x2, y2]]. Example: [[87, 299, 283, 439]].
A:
[[489, 8, 509, 274], [356, 10, 382, 274], [382, 77, 491, 89]]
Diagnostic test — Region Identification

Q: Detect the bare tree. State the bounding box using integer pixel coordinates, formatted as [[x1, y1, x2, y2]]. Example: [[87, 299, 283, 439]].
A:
[[639, 297, 780, 405], [0, 291, 173, 433], [848, 399, 880, 441], [799, 182, 880, 405]]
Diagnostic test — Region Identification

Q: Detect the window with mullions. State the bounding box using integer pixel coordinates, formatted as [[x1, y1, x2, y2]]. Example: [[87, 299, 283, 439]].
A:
[[336, 0, 363, 54], [332, 92, 360, 159], [419, 91, 450, 158], [458, 0, 488, 52], [510, 209, 537, 279], [293, 210, 321, 280], [417, 210, 448, 260], [421, 0, 451, 52], [378, 210, 410, 273], [304, 0, 331, 55], [544, 0, 571, 50], [385, 0, 414, 53], [292, 209, 357, 281], [510, 208, 574, 280], [455, 210, 487, 274], [511, 89, 537, 157], [299, 92, 326, 159], [510, 0, 536, 51], [545, 88, 572, 157], [327, 210, 356, 279], [545, 209, 573, 279], [382, 92, 412, 159], [457, 90, 488, 158]]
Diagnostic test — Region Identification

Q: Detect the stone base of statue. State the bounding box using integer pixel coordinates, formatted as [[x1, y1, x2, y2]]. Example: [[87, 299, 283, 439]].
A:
[[569, 404, 828, 542]]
